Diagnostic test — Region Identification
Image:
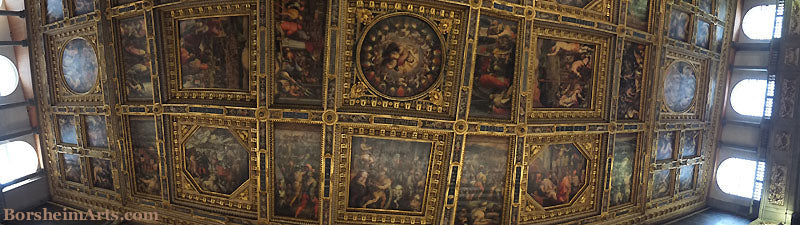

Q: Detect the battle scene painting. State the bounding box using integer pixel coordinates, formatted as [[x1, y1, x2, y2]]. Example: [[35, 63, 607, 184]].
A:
[[617, 42, 646, 120], [273, 123, 321, 220], [681, 131, 699, 157], [91, 158, 113, 190], [695, 20, 711, 49], [668, 10, 690, 42], [58, 115, 78, 145], [651, 169, 671, 199], [527, 143, 587, 207], [274, 0, 327, 105], [678, 165, 695, 192], [179, 16, 249, 90], [533, 39, 596, 109], [118, 16, 153, 100], [129, 117, 161, 196], [358, 15, 443, 99], [626, 0, 650, 31], [610, 134, 637, 207], [63, 153, 82, 183], [663, 61, 697, 112], [184, 127, 250, 195], [556, 0, 593, 8], [469, 16, 518, 120], [656, 132, 676, 161], [715, 26, 725, 53], [455, 136, 509, 225], [347, 136, 432, 212], [85, 115, 108, 148], [46, 0, 64, 23], [74, 0, 94, 16], [62, 38, 99, 94]]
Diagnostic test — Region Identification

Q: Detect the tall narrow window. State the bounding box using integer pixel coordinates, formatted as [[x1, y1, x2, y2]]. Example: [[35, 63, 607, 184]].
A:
[[730, 79, 768, 117]]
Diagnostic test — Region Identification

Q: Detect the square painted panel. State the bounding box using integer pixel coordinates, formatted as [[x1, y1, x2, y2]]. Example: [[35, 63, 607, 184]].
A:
[[57, 115, 78, 145], [178, 16, 249, 90], [85, 115, 108, 148], [656, 132, 677, 161]]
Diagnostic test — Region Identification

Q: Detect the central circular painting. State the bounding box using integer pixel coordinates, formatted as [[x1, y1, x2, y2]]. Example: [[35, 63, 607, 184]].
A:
[[358, 14, 444, 99], [61, 38, 99, 94], [663, 61, 697, 112]]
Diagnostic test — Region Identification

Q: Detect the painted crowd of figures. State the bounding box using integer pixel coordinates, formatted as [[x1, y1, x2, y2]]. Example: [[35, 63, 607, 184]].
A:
[[663, 61, 697, 112], [130, 118, 161, 196], [527, 144, 587, 207], [534, 39, 596, 109], [455, 136, 509, 225], [179, 16, 249, 90], [62, 38, 98, 94], [617, 43, 646, 120], [610, 134, 637, 207], [348, 137, 432, 212], [274, 0, 327, 105], [118, 16, 154, 100], [273, 124, 321, 220], [470, 16, 517, 119], [184, 127, 250, 195]]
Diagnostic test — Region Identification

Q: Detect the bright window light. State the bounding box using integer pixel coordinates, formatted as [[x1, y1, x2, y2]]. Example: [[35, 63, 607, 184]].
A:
[[730, 79, 768, 117], [0, 141, 39, 184], [0, 55, 18, 96], [742, 5, 780, 40], [716, 158, 757, 198]]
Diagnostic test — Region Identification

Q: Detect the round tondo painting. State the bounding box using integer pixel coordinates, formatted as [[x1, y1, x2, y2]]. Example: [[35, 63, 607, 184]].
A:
[[663, 61, 697, 112], [358, 14, 444, 99], [61, 38, 99, 94]]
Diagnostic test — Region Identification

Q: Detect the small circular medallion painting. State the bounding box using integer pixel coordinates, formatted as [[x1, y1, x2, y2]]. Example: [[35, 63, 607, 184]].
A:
[[61, 38, 99, 94], [358, 14, 444, 99], [663, 61, 697, 112]]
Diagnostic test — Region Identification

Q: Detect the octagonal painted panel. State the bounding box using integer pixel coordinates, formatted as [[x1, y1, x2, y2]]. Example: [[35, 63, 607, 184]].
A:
[[184, 127, 250, 195], [526, 143, 588, 208]]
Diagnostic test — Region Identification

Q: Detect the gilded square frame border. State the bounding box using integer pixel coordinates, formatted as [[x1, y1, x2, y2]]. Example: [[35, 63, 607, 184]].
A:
[[158, 2, 259, 105], [168, 115, 258, 217], [659, 50, 708, 121], [45, 23, 105, 105], [331, 124, 453, 224], [533, 0, 613, 22]]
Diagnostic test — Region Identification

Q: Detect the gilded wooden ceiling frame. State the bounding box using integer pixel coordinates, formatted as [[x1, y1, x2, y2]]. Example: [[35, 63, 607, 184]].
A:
[[338, 0, 469, 119], [604, 131, 645, 212], [44, 23, 106, 105], [331, 123, 452, 224], [533, 0, 613, 22], [527, 24, 612, 121], [109, 10, 160, 105], [613, 38, 652, 122], [658, 49, 708, 121], [264, 119, 327, 225], [119, 114, 168, 204], [167, 115, 258, 218], [519, 133, 603, 223], [646, 168, 674, 203], [157, 2, 259, 106]]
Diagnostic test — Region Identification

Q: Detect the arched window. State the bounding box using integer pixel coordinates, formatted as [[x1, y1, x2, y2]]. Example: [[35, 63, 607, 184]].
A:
[[730, 79, 767, 117], [0, 141, 39, 184], [0, 55, 18, 96], [716, 158, 765, 199], [742, 4, 781, 40]]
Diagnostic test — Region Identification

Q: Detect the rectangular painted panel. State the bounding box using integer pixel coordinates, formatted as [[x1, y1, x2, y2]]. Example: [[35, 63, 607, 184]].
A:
[[129, 117, 161, 196], [273, 123, 322, 220], [273, 0, 328, 106], [617, 42, 645, 120], [118, 16, 154, 101], [610, 133, 636, 207], [533, 39, 596, 109], [469, 15, 518, 120], [456, 136, 509, 224]]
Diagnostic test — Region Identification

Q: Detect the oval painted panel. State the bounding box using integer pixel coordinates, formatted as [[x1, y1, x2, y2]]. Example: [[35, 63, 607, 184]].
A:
[[358, 14, 444, 99], [62, 38, 99, 93], [663, 61, 696, 112]]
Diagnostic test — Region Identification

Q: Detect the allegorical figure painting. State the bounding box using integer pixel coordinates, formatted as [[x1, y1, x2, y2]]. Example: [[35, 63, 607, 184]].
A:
[[185, 127, 250, 195], [663, 61, 697, 112], [668, 10, 690, 42], [179, 16, 249, 90], [715, 26, 725, 53], [91, 158, 113, 190], [274, 0, 327, 105], [556, 0, 593, 8], [681, 131, 700, 157], [85, 115, 108, 148], [455, 136, 509, 225], [610, 134, 637, 207], [717, 0, 728, 22], [534, 39, 596, 109], [273, 123, 321, 220], [118, 16, 153, 100], [656, 132, 676, 161], [62, 38, 99, 94], [74, 0, 94, 16], [618, 42, 646, 120], [46, 0, 64, 23], [130, 117, 161, 196], [651, 169, 670, 199], [527, 143, 587, 207], [695, 20, 711, 49], [678, 165, 695, 192], [58, 115, 78, 145], [348, 136, 432, 212], [469, 16, 518, 120], [699, 0, 712, 13], [63, 153, 82, 183], [626, 0, 650, 31], [358, 15, 444, 98]]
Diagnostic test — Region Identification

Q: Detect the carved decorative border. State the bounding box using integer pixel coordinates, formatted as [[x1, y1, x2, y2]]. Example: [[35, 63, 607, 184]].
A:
[[45, 23, 105, 104], [660, 50, 708, 121]]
